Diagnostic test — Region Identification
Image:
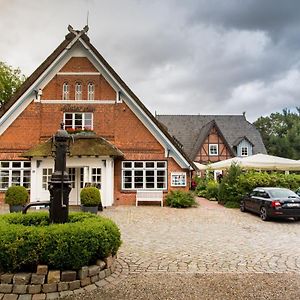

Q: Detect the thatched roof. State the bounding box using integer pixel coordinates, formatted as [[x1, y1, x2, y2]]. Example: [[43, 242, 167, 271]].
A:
[[22, 135, 124, 158]]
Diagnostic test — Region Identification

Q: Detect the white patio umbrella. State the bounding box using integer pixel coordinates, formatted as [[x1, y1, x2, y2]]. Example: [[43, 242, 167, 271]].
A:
[[193, 162, 207, 171], [241, 153, 300, 171], [206, 157, 244, 170], [209, 153, 300, 171]]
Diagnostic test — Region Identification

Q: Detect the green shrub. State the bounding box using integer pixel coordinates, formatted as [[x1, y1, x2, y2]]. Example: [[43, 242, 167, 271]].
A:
[[206, 180, 219, 200], [218, 163, 243, 205], [80, 187, 101, 207], [224, 201, 240, 208], [166, 190, 197, 208], [4, 186, 29, 206], [237, 171, 300, 196], [0, 212, 121, 272]]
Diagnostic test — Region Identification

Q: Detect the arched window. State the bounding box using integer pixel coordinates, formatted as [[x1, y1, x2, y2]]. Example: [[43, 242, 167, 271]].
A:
[[62, 82, 69, 100], [88, 82, 95, 100], [75, 82, 82, 100]]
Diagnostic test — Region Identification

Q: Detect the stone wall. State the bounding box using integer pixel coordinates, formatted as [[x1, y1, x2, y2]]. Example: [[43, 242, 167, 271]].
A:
[[0, 255, 116, 299]]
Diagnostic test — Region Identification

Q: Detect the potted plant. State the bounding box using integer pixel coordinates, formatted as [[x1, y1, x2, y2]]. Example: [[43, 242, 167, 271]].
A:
[[80, 186, 101, 214], [5, 185, 29, 213]]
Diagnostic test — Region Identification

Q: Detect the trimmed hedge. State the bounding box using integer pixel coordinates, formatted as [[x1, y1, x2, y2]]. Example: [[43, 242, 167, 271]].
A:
[[0, 212, 121, 272], [166, 190, 197, 208], [4, 186, 29, 206]]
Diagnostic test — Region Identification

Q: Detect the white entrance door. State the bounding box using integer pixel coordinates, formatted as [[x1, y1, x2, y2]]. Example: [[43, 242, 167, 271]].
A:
[[68, 168, 83, 205]]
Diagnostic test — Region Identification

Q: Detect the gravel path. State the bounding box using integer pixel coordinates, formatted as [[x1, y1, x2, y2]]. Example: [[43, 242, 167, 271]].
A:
[[69, 273, 300, 300]]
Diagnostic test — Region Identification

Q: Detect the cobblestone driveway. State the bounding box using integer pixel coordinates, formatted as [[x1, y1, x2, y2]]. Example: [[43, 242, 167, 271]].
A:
[[103, 198, 300, 275]]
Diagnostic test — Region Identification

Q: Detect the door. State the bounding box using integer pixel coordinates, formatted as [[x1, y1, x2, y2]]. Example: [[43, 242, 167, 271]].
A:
[[68, 168, 84, 205]]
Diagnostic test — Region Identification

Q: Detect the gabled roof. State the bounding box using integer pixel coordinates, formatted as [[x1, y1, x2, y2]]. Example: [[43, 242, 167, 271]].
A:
[[22, 135, 124, 158], [0, 26, 195, 170], [190, 120, 235, 160], [156, 115, 267, 160]]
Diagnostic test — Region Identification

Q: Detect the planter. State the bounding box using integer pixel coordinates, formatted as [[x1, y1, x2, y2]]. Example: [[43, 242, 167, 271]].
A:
[[81, 205, 98, 214], [9, 205, 23, 213]]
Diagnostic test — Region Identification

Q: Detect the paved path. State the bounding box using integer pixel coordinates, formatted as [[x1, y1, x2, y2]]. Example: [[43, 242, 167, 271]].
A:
[[102, 198, 300, 275]]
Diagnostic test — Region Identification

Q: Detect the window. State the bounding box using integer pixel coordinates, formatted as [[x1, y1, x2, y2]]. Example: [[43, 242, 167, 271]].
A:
[[209, 144, 218, 156], [171, 172, 186, 187], [0, 161, 31, 190], [62, 82, 69, 100], [241, 146, 248, 156], [88, 83, 95, 100], [122, 161, 167, 190], [42, 168, 53, 190], [75, 82, 82, 100], [68, 168, 76, 188], [64, 112, 93, 130], [92, 168, 101, 189]]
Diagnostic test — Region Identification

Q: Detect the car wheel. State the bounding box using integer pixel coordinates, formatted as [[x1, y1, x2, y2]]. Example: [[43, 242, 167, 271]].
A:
[[240, 201, 246, 212], [260, 206, 269, 221]]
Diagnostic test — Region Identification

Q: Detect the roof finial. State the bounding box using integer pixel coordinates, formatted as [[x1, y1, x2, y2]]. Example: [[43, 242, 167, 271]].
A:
[[67, 24, 89, 35], [68, 24, 75, 34]]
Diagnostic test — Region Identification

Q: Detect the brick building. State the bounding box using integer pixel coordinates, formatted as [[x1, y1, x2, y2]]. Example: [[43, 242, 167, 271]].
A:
[[0, 26, 195, 206]]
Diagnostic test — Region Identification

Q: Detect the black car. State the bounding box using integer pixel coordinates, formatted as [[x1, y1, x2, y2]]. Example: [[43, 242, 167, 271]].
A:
[[240, 187, 300, 221]]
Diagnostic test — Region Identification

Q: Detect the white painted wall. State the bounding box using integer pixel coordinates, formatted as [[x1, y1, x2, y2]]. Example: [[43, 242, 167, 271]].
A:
[[30, 156, 114, 206]]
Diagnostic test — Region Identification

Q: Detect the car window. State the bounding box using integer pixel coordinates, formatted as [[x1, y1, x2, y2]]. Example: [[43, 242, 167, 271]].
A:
[[268, 189, 298, 198]]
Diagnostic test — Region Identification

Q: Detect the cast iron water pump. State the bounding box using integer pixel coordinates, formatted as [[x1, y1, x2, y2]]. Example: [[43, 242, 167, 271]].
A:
[[48, 124, 72, 223]]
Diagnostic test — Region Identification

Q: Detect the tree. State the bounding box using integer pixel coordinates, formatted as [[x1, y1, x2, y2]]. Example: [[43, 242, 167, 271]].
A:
[[0, 62, 26, 108], [254, 108, 300, 159]]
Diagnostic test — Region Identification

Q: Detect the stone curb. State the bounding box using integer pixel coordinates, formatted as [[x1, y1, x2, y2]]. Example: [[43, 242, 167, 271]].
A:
[[0, 255, 119, 299]]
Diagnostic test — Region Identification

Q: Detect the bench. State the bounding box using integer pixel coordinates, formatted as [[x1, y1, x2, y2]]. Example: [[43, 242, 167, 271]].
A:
[[136, 190, 164, 207]]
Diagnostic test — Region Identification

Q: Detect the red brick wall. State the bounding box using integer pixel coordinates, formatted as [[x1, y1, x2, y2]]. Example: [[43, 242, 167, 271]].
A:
[[0, 57, 190, 205]]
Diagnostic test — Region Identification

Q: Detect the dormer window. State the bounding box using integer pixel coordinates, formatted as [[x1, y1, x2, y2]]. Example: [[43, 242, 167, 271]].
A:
[[62, 83, 69, 100], [88, 82, 95, 100], [241, 146, 248, 156], [75, 82, 82, 100]]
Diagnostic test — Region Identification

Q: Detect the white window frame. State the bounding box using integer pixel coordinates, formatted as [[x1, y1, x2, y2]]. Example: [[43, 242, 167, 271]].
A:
[[88, 82, 95, 100], [0, 161, 31, 190], [62, 82, 69, 100], [91, 168, 101, 189], [63, 112, 93, 130], [75, 82, 82, 100], [171, 172, 187, 187], [209, 144, 218, 156], [241, 146, 248, 156], [42, 168, 53, 190], [121, 161, 167, 190]]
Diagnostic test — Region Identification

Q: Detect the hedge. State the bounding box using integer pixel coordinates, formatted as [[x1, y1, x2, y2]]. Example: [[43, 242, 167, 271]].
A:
[[0, 212, 121, 272]]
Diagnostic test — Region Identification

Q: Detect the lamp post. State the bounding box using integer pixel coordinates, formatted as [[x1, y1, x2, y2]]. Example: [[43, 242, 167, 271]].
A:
[[48, 123, 72, 223]]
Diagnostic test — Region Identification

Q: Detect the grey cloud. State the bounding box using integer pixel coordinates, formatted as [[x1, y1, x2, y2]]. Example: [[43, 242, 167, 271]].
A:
[[1, 0, 300, 122]]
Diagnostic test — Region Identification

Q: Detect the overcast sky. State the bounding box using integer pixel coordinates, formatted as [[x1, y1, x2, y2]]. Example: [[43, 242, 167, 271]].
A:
[[1, 0, 300, 122]]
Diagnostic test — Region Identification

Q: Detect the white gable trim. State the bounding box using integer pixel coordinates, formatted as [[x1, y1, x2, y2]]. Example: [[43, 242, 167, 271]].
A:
[[0, 36, 192, 170], [0, 47, 71, 134]]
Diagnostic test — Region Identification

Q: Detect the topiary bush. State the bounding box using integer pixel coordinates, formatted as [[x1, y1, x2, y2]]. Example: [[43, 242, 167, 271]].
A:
[[4, 185, 29, 206], [0, 212, 121, 272], [166, 190, 197, 208], [80, 187, 101, 207]]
